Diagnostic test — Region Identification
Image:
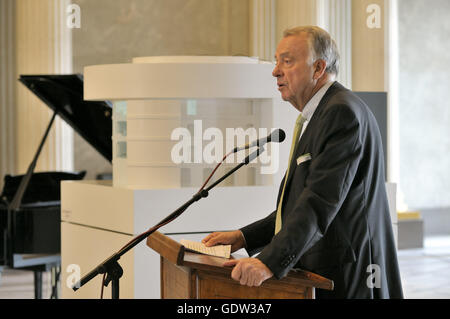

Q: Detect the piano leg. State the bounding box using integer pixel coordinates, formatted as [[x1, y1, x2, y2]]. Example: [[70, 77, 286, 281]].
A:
[[34, 270, 43, 299], [50, 265, 60, 299]]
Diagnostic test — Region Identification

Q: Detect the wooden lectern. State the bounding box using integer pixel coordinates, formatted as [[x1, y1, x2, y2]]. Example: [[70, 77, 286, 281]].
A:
[[147, 231, 333, 299]]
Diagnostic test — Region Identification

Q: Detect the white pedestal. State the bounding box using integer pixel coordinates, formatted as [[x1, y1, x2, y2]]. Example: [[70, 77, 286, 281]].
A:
[[61, 180, 277, 298]]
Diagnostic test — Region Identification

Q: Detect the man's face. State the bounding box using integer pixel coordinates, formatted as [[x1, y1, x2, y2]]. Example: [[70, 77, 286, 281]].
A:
[[272, 33, 317, 110]]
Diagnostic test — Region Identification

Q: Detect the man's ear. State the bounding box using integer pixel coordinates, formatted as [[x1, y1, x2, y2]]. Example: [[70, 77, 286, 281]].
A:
[[313, 59, 327, 79]]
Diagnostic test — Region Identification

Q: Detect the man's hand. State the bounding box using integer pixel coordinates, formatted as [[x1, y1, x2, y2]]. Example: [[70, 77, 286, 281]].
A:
[[202, 230, 245, 253], [223, 258, 273, 287]]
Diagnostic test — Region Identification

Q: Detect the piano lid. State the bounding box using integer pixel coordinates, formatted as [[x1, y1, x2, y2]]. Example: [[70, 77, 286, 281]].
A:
[[19, 74, 112, 162]]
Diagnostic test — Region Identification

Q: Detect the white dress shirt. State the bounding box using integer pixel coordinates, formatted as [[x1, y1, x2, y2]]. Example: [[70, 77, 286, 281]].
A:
[[299, 81, 335, 140]]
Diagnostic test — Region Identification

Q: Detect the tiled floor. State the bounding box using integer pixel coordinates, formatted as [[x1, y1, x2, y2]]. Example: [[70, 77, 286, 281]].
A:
[[397, 236, 450, 298], [0, 268, 48, 299], [1, 236, 450, 299]]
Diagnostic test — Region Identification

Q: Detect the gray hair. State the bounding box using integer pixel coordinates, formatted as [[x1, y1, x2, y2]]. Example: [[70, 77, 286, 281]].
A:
[[283, 26, 340, 76]]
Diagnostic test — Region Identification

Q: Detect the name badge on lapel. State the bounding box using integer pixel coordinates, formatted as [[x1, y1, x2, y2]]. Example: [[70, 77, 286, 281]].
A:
[[297, 153, 312, 166]]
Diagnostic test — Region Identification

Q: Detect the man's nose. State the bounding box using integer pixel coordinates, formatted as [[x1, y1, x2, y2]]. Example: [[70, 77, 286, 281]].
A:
[[272, 64, 281, 78]]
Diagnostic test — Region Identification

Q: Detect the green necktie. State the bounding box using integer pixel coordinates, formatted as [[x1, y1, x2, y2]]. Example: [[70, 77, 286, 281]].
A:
[[274, 113, 306, 234]]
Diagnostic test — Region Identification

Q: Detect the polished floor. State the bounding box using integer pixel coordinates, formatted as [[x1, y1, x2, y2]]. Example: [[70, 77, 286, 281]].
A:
[[397, 235, 450, 299], [0, 236, 449, 299]]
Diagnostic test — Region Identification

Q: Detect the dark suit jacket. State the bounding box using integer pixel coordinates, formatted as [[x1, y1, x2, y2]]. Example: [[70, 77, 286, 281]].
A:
[[241, 82, 403, 299]]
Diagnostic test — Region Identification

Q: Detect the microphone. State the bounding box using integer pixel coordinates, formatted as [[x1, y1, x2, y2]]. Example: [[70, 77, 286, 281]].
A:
[[232, 129, 286, 153]]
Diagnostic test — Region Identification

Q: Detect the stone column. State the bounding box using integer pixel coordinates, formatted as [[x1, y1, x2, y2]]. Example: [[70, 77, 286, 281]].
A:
[[276, 0, 317, 41], [249, 0, 276, 61], [316, 0, 352, 89], [15, 0, 73, 174], [275, 0, 352, 89], [0, 0, 16, 190], [352, 0, 386, 91], [352, 0, 398, 183]]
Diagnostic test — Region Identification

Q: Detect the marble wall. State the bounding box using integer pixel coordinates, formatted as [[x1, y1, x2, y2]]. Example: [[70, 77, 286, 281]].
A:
[[71, 0, 250, 179], [398, 0, 450, 209]]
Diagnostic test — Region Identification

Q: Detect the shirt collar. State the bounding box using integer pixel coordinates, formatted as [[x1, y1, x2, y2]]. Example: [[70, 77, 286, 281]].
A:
[[301, 81, 335, 121]]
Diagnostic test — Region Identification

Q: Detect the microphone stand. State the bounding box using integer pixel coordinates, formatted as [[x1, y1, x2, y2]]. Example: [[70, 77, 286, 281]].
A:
[[72, 146, 266, 299]]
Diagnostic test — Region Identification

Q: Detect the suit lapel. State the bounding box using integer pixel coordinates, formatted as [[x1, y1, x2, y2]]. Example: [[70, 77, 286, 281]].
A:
[[283, 82, 343, 191]]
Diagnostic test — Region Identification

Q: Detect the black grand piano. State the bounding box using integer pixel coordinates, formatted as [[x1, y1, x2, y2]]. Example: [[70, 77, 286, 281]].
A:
[[0, 74, 112, 298]]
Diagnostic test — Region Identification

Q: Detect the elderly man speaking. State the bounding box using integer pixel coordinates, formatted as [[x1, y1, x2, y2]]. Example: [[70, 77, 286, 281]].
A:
[[202, 26, 403, 299]]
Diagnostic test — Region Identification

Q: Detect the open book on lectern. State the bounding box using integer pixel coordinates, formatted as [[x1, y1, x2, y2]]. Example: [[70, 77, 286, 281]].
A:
[[180, 239, 231, 259]]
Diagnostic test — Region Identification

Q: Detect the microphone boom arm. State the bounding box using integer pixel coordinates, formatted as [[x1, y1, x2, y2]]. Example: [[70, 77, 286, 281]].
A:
[[72, 146, 266, 298]]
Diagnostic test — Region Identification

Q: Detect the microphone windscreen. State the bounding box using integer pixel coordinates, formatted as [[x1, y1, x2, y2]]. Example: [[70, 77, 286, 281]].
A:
[[271, 129, 286, 143]]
